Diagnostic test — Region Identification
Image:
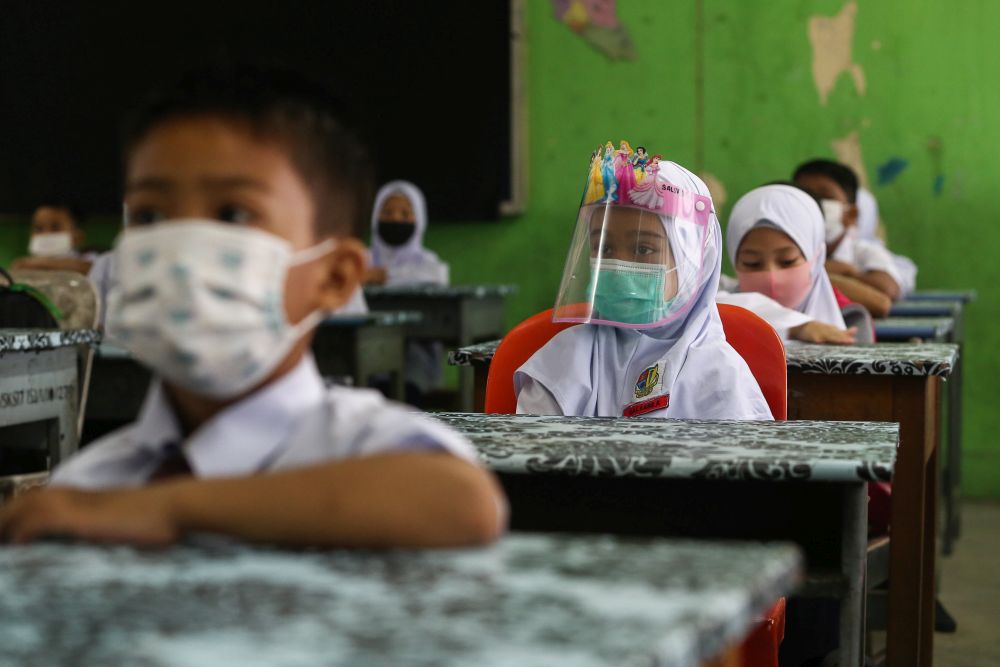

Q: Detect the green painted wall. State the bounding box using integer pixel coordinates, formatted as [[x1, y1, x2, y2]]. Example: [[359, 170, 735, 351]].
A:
[[2, 0, 996, 496]]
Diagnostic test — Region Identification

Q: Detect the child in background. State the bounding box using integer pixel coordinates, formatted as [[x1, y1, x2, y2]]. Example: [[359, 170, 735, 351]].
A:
[[717, 184, 856, 344], [793, 159, 901, 317], [0, 65, 504, 548], [515, 147, 771, 420], [11, 203, 96, 275], [365, 181, 448, 403]]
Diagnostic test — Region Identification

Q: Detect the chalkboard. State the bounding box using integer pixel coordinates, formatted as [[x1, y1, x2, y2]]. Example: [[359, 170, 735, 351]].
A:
[[0, 1, 517, 221]]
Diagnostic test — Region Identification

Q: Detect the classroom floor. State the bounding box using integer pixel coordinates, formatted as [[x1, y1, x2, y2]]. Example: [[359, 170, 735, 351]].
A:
[[934, 500, 1000, 666]]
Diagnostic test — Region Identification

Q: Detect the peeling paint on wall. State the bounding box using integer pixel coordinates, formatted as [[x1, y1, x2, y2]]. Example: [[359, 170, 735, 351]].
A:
[[877, 157, 909, 185], [808, 0, 866, 105], [831, 130, 870, 188]]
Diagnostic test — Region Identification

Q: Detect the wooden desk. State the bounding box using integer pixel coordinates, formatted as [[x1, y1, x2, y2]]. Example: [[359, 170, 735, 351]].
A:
[[889, 301, 967, 553], [448, 339, 499, 412], [785, 341, 958, 667], [0, 535, 800, 667], [364, 285, 515, 410], [438, 412, 897, 667], [313, 311, 423, 400], [0, 329, 99, 472]]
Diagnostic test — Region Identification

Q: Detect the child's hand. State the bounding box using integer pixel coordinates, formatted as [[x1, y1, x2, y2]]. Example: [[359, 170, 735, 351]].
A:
[[789, 321, 858, 345], [0, 486, 180, 547]]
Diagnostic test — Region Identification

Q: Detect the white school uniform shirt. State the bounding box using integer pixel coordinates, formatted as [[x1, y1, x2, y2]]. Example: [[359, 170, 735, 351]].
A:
[[50, 354, 476, 490], [855, 187, 917, 296]]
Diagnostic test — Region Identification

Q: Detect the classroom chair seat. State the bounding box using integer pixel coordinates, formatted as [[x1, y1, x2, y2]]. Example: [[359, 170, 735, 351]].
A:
[[485, 304, 787, 419]]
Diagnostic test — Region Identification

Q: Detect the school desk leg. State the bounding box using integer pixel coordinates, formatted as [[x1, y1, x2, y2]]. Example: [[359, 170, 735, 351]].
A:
[[473, 366, 488, 413], [887, 376, 938, 667], [839, 482, 867, 667]]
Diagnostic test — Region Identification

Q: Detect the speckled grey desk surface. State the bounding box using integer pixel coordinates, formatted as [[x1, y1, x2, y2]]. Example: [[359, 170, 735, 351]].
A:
[[0, 328, 101, 354], [450, 339, 957, 378], [0, 534, 800, 667], [784, 341, 957, 377], [365, 284, 518, 298], [434, 413, 896, 482]]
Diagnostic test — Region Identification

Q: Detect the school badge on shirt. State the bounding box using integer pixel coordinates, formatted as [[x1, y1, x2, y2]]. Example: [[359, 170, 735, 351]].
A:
[[624, 362, 669, 417]]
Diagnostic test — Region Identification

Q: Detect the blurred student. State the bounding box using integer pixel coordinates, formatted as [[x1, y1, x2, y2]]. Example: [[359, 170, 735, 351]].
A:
[[515, 147, 771, 420], [365, 181, 449, 403], [793, 159, 901, 317], [11, 203, 96, 274], [0, 65, 505, 548], [856, 187, 918, 296]]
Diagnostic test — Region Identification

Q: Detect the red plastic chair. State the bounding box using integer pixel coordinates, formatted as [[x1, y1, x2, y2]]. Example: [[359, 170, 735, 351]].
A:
[[715, 303, 787, 420], [485, 304, 787, 419]]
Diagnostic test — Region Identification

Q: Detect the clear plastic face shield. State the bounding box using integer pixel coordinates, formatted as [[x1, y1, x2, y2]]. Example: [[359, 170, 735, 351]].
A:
[[554, 151, 716, 329]]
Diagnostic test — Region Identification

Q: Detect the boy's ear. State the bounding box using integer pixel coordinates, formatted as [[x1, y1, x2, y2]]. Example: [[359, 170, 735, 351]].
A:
[[845, 203, 859, 228], [316, 237, 367, 311]]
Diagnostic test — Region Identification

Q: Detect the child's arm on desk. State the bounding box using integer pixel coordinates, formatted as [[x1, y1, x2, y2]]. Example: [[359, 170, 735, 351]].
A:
[[10, 256, 93, 275], [0, 452, 506, 548]]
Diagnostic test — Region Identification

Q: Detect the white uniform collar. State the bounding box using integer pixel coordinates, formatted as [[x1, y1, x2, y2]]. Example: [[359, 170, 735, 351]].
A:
[[128, 354, 326, 477]]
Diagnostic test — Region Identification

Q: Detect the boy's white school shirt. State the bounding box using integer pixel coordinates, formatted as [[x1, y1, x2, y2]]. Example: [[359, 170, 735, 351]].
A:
[[50, 354, 476, 490], [830, 229, 904, 287]]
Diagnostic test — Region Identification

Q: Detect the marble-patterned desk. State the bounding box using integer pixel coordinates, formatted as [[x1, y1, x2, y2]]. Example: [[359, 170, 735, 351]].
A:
[[874, 316, 953, 343], [0, 535, 801, 667], [907, 289, 977, 303], [0, 329, 99, 472], [786, 341, 958, 667], [314, 311, 424, 400], [365, 284, 516, 410], [437, 413, 897, 667]]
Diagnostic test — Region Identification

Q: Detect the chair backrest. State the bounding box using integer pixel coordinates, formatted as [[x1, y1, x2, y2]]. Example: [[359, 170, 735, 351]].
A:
[[484, 308, 575, 414], [486, 303, 787, 419], [716, 303, 787, 420]]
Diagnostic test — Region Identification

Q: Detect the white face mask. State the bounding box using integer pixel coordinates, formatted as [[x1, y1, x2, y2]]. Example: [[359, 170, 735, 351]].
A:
[[29, 232, 75, 257], [105, 220, 335, 399], [820, 199, 846, 244]]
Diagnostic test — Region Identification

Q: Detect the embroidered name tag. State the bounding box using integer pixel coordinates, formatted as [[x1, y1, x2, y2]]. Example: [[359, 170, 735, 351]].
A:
[[623, 394, 669, 417]]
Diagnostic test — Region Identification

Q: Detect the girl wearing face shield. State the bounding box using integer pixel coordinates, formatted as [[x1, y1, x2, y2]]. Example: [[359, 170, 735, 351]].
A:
[[515, 148, 772, 420]]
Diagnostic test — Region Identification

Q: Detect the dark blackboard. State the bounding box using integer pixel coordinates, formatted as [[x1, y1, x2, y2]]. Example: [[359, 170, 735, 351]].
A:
[[0, 1, 512, 221]]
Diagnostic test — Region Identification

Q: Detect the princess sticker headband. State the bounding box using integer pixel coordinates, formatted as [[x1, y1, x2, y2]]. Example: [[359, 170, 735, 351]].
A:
[[582, 141, 712, 226]]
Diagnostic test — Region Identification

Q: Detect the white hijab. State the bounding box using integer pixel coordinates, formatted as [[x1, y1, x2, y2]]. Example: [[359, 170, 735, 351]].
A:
[[726, 184, 846, 329], [370, 180, 448, 285], [515, 162, 772, 421]]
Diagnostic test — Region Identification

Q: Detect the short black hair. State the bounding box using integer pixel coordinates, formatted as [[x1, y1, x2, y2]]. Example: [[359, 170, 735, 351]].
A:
[[34, 202, 86, 226], [792, 159, 859, 203], [121, 63, 373, 238]]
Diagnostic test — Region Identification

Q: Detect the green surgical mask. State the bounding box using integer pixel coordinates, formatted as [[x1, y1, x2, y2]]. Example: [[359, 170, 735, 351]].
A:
[[589, 259, 673, 325]]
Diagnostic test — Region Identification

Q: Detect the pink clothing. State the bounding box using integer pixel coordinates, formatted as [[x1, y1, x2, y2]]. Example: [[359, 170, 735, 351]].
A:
[[628, 163, 662, 208], [614, 149, 637, 202]]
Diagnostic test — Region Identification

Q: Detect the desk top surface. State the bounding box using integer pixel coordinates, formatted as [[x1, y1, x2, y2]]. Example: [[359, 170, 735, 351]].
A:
[[874, 316, 954, 338], [908, 289, 977, 302], [435, 413, 896, 482], [0, 328, 100, 354], [889, 300, 962, 317], [322, 310, 424, 327], [450, 339, 958, 377], [364, 284, 518, 299], [0, 534, 800, 667]]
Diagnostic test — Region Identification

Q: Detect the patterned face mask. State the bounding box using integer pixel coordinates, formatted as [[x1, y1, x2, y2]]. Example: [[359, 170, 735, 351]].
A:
[[105, 220, 334, 398]]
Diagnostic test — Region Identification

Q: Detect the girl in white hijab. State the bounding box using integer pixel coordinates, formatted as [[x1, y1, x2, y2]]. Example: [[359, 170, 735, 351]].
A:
[[366, 180, 449, 400], [367, 180, 449, 286], [718, 184, 855, 344], [515, 153, 771, 420]]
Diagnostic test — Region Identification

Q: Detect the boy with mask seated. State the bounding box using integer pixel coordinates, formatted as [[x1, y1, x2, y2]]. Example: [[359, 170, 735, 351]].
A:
[[0, 65, 505, 548], [792, 159, 901, 317], [11, 203, 96, 275]]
